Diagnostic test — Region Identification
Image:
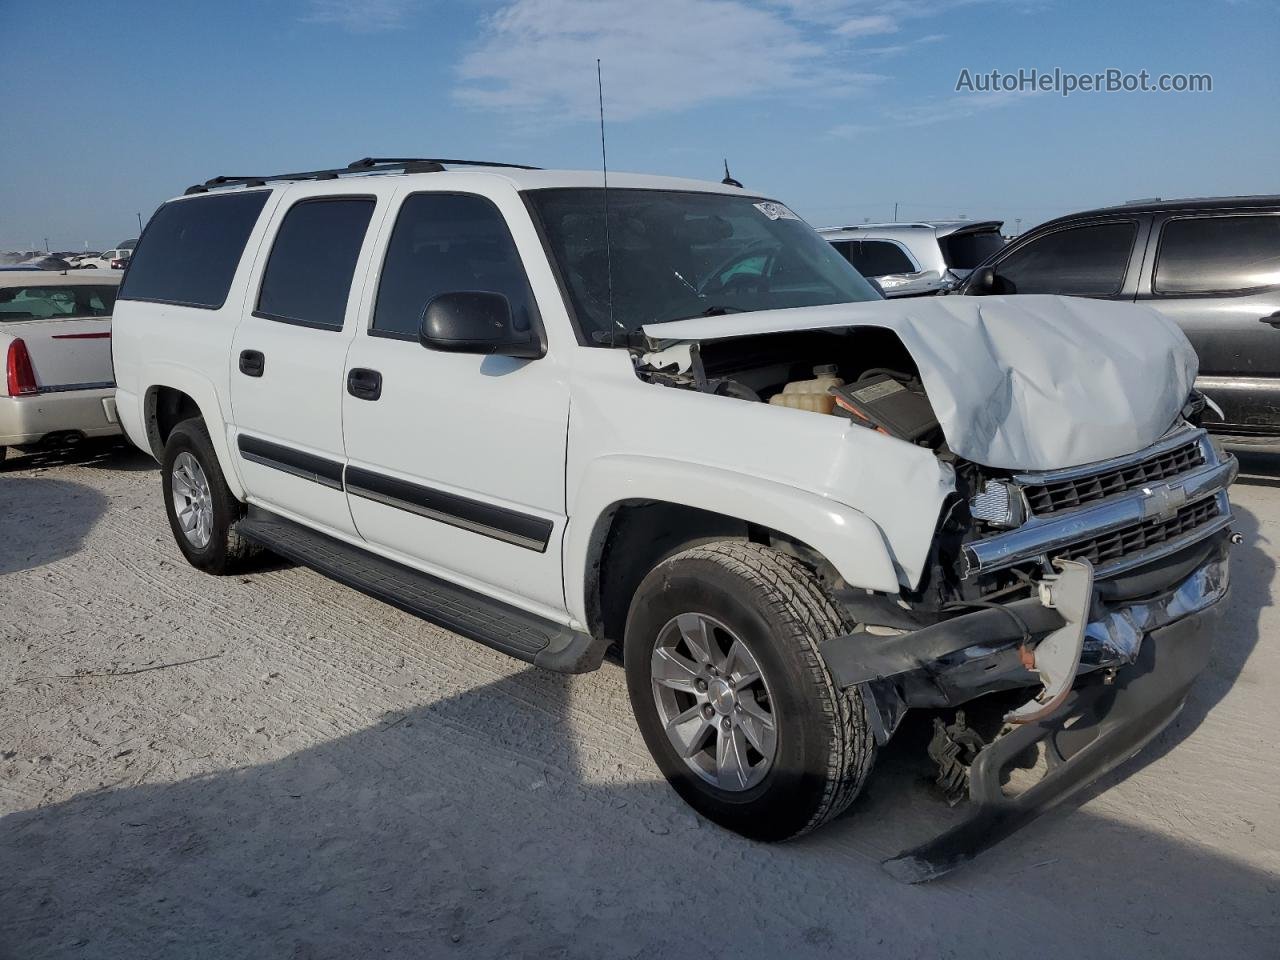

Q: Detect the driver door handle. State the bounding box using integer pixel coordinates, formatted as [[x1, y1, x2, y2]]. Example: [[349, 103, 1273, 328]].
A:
[[1260, 312, 1280, 328], [347, 368, 382, 401]]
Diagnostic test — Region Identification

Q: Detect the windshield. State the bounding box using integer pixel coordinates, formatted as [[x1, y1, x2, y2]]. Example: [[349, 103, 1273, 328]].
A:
[[526, 188, 880, 343]]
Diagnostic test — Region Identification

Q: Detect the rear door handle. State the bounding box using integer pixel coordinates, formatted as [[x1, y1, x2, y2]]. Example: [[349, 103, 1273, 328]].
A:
[[1259, 312, 1280, 328], [347, 368, 382, 401], [239, 350, 265, 377]]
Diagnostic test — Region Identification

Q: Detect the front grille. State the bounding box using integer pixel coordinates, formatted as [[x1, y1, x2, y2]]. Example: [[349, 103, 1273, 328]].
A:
[[1022, 440, 1204, 515], [1051, 497, 1220, 568]]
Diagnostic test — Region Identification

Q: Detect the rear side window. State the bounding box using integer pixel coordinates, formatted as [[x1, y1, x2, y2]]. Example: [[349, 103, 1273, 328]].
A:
[[1154, 215, 1280, 294], [835, 240, 916, 278], [996, 220, 1136, 296], [940, 230, 1005, 270], [256, 198, 376, 329], [372, 193, 537, 339], [119, 191, 269, 309]]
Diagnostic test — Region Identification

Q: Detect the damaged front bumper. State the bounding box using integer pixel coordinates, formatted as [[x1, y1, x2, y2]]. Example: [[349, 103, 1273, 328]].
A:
[[820, 531, 1232, 881], [883, 600, 1223, 882]]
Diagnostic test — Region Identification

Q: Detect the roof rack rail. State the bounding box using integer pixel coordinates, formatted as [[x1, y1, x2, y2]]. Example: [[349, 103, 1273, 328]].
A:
[[184, 156, 541, 195]]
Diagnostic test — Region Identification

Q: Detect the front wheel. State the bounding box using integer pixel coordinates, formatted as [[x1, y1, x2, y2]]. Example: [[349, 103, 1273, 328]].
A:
[[161, 419, 256, 574], [624, 541, 875, 841]]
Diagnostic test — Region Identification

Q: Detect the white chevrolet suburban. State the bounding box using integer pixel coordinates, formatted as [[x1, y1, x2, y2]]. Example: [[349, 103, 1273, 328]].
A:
[[111, 158, 1238, 880]]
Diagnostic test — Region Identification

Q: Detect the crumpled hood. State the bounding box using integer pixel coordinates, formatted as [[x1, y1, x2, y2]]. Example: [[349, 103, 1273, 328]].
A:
[[643, 295, 1198, 471]]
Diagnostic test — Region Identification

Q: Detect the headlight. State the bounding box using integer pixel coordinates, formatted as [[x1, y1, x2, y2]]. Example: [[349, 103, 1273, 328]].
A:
[[969, 479, 1026, 529]]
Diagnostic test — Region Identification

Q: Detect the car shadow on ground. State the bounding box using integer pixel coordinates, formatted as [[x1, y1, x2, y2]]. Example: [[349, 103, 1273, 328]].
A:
[[0, 438, 155, 474], [2, 662, 1276, 959], [0, 477, 109, 576]]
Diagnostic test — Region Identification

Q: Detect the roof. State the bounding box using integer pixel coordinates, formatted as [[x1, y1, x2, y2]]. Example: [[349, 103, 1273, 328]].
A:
[[1037, 194, 1280, 229], [0, 270, 122, 287], [178, 156, 755, 202], [818, 220, 1003, 240]]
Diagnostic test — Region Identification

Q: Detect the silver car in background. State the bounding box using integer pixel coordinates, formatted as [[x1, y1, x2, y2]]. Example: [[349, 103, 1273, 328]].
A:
[[820, 221, 1005, 297]]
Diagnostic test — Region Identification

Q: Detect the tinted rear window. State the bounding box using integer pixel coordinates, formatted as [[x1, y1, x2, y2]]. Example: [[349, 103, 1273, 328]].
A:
[[119, 191, 270, 308], [1154, 215, 1280, 294], [940, 230, 1005, 269], [833, 239, 916, 277], [256, 198, 375, 329]]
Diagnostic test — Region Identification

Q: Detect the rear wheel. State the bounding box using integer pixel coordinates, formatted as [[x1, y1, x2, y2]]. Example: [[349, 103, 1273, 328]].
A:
[[624, 540, 875, 841], [161, 419, 255, 574]]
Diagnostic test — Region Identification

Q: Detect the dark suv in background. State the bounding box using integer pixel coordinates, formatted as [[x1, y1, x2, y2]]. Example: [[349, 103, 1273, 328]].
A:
[[960, 196, 1280, 444]]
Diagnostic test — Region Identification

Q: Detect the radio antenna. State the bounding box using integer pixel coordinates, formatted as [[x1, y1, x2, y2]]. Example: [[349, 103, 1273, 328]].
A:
[[597, 58, 617, 346]]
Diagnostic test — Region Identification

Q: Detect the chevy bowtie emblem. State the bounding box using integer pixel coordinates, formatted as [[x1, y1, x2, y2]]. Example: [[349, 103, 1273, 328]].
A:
[[1140, 482, 1188, 522]]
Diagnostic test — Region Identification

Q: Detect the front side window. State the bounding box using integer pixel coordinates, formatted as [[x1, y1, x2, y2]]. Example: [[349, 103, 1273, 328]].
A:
[[996, 220, 1137, 296], [372, 192, 538, 339], [0, 284, 118, 320], [119, 190, 270, 309], [256, 197, 376, 329], [526, 189, 879, 344], [838, 239, 917, 278], [1154, 215, 1280, 294]]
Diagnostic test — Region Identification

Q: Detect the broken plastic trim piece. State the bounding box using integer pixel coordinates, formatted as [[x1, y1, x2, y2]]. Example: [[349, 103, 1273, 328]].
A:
[[1005, 558, 1093, 724]]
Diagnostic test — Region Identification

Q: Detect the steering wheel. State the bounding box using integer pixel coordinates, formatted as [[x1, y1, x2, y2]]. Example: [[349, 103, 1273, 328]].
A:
[[699, 240, 775, 295]]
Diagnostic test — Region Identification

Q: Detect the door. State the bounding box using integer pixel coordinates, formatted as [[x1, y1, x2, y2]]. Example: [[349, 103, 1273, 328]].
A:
[[340, 189, 570, 615], [1140, 212, 1280, 434], [833, 238, 937, 296], [229, 193, 379, 536]]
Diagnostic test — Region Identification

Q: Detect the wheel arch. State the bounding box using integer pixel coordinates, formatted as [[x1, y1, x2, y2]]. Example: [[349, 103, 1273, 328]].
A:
[[566, 456, 901, 646], [141, 367, 245, 500]]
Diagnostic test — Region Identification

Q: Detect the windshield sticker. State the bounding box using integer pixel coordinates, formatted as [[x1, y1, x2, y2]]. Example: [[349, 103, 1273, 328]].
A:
[[753, 201, 800, 221]]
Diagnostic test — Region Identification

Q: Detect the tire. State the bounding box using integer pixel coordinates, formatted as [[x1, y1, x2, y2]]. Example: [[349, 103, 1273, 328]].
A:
[[161, 419, 255, 574], [624, 540, 875, 841]]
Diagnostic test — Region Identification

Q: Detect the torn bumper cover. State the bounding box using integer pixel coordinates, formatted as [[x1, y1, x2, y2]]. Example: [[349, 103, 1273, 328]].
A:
[[884, 602, 1223, 882], [820, 534, 1231, 881]]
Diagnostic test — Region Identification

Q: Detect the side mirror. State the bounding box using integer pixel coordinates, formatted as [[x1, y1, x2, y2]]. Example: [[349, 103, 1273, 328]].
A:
[[865, 277, 886, 298], [965, 265, 998, 296], [418, 291, 543, 359]]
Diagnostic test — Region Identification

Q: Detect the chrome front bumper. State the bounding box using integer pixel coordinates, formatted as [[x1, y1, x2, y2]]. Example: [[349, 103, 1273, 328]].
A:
[[963, 428, 1237, 580]]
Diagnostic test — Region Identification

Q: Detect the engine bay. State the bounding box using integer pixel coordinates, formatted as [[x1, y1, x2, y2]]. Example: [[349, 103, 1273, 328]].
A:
[[636, 327, 949, 447]]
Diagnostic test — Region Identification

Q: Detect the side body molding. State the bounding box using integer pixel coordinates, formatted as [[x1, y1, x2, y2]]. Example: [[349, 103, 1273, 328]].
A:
[[563, 454, 901, 624]]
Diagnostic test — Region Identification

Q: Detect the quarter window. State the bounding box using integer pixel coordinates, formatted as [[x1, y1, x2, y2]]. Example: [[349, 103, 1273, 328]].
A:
[[118, 191, 269, 309], [996, 221, 1137, 296], [1154, 215, 1280, 294], [372, 193, 538, 340], [256, 198, 376, 330]]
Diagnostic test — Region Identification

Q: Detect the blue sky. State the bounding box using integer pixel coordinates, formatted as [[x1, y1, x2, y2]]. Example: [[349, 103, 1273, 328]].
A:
[[1, 0, 1276, 250]]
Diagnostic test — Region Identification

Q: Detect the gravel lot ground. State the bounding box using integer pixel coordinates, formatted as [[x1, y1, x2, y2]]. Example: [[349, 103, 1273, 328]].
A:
[[1, 440, 1277, 959]]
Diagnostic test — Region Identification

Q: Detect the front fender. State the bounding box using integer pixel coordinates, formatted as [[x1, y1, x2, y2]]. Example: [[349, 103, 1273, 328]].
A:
[[140, 363, 245, 500], [563, 454, 901, 624]]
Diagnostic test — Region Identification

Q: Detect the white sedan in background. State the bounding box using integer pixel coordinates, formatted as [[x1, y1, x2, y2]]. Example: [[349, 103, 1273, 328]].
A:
[[0, 271, 122, 463], [74, 247, 133, 271]]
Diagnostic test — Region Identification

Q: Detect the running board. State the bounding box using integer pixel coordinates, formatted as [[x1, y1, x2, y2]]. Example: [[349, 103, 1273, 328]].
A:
[[237, 508, 606, 673]]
